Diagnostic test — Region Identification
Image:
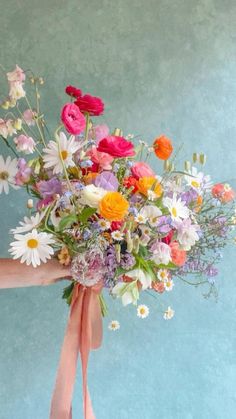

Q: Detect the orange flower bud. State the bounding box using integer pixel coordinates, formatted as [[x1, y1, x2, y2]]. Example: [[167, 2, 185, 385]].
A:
[[153, 135, 173, 160]]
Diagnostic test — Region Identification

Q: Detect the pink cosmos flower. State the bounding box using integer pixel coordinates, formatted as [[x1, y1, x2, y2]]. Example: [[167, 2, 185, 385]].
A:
[[14, 134, 35, 154], [97, 136, 135, 158], [131, 162, 155, 179], [87, 146, 114, 170], [61, 103, 86, 135]]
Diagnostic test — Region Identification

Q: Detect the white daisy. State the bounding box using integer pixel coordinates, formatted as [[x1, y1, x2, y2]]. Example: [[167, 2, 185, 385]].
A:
[[111, 230, 124, 241], [140, 205, 162, 227], [98, 219, 111, 231], [157, 269, 169, 282], [135, 213, 147, 224], [163, 278, 174, 291], [9, 229, 55, 267], [185, 167, 212, 192], [11, 210, 47, 234], [43, 132, 80, 174], [137, 304, 149, 319], [163, 306, 175, 320], [0, 155, 19, 194], [163, 193, 189, 222], [108, 320, 120, 331]]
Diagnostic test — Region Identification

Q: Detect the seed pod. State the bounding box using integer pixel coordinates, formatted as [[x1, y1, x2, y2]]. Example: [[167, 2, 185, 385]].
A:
[[115, 244, 121, 263], [192, 153, 199, 163], [113, 128, 123, 137], [199, 153, 206, 165], [133, 235, 140, 254], [184, 160, 191, 171], [164, 160, 170, 171], [126, 230, 133, 253]]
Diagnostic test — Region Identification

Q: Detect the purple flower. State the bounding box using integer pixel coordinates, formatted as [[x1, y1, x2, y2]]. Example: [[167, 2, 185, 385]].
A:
[[156, 215, 172, 234], [121, 253, 136, 269], [181, 189, 198, 205], [15, 158, 31, 185], [95, 171, 119, 191], [37, 178, 62, 199]]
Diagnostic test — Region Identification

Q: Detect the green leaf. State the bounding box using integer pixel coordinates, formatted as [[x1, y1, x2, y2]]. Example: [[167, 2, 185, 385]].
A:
[[58, 214, 78, 230], [78, 207, 97, 223], [62, 282, 75, 306]]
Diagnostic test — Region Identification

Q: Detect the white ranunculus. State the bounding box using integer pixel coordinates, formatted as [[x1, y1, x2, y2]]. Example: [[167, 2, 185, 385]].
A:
[[140, 205, 162, 227], [79, 184, 107, 208]]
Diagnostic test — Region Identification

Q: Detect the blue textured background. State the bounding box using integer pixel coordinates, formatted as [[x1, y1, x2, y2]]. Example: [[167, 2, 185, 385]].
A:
[[0, 1, 236, 418]]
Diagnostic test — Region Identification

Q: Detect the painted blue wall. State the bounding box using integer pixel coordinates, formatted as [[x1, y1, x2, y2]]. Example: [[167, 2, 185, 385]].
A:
[[0, 1, 236, 418]]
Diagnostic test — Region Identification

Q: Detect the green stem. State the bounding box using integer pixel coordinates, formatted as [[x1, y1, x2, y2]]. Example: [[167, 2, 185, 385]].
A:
[[84, 112, 90, 144], [0, 135, 19, 158]]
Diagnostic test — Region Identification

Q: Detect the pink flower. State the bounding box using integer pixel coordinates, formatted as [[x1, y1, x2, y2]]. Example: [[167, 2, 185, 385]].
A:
[[7, 65, 25, 83], [14, 134, 35, 154], [87, 146, 114, 170], [61, 103, 86, 135], [15, 158, 31, 186], [212, 183, 235, 203], [23, 109, 36, 126], [169, 241, 186, 266], [89, 124, 109, 142], [0, 119, 8, 138], [131, 162, 155, 179], [65, 85, 82, 98], [150, 241, 171, 265], [75, 94, 104, 116], [97, 136, 135, 158]]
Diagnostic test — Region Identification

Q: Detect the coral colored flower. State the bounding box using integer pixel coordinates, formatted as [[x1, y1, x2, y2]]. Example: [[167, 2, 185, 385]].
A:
[[212, 183, 235, 203], [153, 135, 173, 160], [61, 103, 86, 135], [75, 94, 104, 116], [131, 162, 155, 179], [97, 136, 135, 158], [136, 177, 163, 198], [152, 281, 165, 293], [169, 241, 187, 266], [87, 146, 114, 170], [99, 191, 129, 221], [65, 85, 82, 98], [123, 176, 138, 193]]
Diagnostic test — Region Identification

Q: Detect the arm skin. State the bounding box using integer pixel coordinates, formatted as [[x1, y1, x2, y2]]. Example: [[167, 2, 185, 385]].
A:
[[0, 258, 72, 289]]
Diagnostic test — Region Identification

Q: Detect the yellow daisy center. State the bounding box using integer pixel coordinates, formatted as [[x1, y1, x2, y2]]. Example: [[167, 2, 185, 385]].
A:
[[60, 150, 68, 160], [172, 207, 177, 217], [139, 307, 146, 315], [27, 238, 39, 249], [160, 271, 166, 279], [191, 180, 200, 188], [0, 171, 9, 180]]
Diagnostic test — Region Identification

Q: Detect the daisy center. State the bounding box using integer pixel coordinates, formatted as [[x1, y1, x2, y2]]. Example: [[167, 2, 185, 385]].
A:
[[60, 150, 68, 160], [0, 170, 9, 180], [160, 271, 166, 279], [191, 180, 200, 188], [172, 207, 177, 217], [140, 308, 146, 315], [27, 238, 39, 249]]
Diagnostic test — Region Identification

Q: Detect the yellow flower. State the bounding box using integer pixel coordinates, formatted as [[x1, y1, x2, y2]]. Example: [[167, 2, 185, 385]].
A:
[[137, 177, 162, 198], [99, 191, 129, 221]]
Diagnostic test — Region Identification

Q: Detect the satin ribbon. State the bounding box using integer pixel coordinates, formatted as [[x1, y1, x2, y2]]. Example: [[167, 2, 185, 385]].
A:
[[50, 281, 103, 419]]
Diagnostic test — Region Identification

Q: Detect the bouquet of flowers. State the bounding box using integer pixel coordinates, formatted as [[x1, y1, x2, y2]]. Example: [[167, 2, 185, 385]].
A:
[[0, 65, 235, 418]]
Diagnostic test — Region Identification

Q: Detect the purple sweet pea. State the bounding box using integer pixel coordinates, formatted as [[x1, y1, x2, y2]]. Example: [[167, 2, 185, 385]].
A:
[[37, 178, 62, 199], [95, 171, 119, 191]]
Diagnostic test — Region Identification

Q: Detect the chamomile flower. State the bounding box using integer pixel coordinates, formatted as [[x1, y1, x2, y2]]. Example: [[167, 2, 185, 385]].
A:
[[111, 230, 124, 241], [0, 155, 19, 194], [135, 213, 147, 224], [163, 193, 189, 222], [137, 304, 149, 319], [98, 219, 111, 231], [157, 269, 169, 282], [163, 306, 175, 320], [11, 210, 47, 234], [163, 278, 174, 291], [108, 320, 120, 331], [9, 229, 55, 267], [43, 132, 80, 174]]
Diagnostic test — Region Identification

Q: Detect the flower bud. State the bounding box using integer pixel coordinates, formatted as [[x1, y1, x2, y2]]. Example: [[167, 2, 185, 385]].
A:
[[115, 244, 121, 263], [199, 153, 206, 165], [192, 153, 199, 163], [27, 199, 34, 209], [38, 77, 44, 85], [113, 128, 123, 137], [1, 100, 10, 110], [184, 160, 191, 171], [13, 118, 22, 130]]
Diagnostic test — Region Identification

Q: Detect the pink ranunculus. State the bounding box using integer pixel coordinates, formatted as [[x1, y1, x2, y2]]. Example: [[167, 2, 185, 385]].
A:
[[169, 241, 186, 267], [89, 124, 110, 142], [87, 146, 114, 170], [131, 162, 155, 179], [97, 136, 135, 158], [61, 103, 86, 135], [14, 134, 36, 154], [75, 94, 104, 116], [65, 85, 82, 98]]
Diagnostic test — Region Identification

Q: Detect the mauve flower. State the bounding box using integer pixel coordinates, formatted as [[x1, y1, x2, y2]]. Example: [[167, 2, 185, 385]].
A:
[[157, 215, 172, 234], [121, 253, 136, 269], [36, 178, 62, 199], [181, 189, 198, 205], [131, 162, 155, 179], [95, 171, 119, 191], [75, 94, 104, 116], [14, 134, 35, 154], [87, 146, 114, 170], [15, 158, 31, 185], [71, 249, 106, 286], [89, 124, 109, 142], [97, 136, 135, 158], [65, 85, 82, 98], [61, 103, 86, 135], [150, 241, 171, 265]]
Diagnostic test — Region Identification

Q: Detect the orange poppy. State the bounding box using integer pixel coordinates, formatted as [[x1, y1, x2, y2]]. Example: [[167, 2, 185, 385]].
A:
[[153, 135, 173, 160]]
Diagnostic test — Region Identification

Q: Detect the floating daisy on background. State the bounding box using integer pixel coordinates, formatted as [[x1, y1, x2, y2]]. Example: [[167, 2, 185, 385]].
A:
[[108, 320, 120, 331], [163, 306, 175, 320], [0, 155, 19, 194], [157, 268, 169, 282], [43, 132, 80, 174], [163, 278, 174, 291], [9, 229, 55, 267], [11, 210, 47, 234], [137, 304, 149, 319]]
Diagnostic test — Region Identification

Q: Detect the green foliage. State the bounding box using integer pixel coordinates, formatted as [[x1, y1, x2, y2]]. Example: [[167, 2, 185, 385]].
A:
[[78, 207, 97, 223], [62, 282, 75, 306], [58, 214, 78, 230]]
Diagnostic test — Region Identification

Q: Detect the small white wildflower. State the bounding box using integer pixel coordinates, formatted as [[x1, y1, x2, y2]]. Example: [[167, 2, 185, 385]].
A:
[[108, 320, 120, 331], [111, 230, 124, 241], [98, 219, 111, 231], [163, 306, 175, 320], [135, 214, 147, 224], [163, 279, 174, 291], [137, 304, 149, 319]]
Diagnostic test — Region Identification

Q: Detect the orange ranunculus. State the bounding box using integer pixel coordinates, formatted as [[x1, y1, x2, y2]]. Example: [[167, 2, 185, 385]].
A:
[[84, 172, 98, 185], [99, 191, 129, 221], [136, 177, 163, 198], [153, 135, 173, 160]]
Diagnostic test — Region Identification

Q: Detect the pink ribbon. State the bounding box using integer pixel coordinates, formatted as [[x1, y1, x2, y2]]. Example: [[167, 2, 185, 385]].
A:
[[50, 282, 103, 419]]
